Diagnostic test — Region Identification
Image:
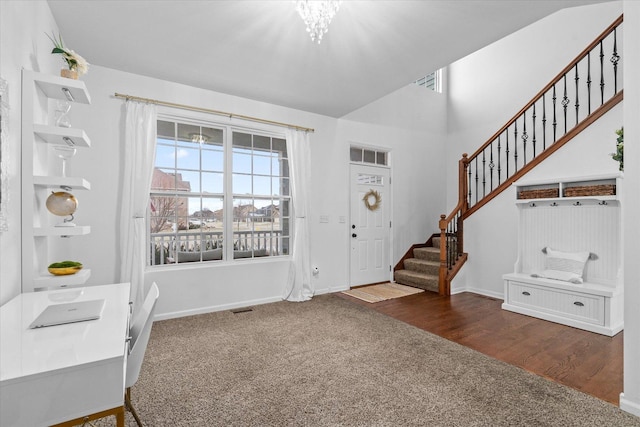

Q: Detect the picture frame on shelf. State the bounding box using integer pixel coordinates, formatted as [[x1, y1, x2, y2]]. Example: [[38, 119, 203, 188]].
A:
[[0, 76, 8, 232]]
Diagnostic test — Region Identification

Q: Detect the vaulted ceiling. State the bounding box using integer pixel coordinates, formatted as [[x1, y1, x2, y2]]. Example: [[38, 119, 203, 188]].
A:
[[48, 0, 611, 117]]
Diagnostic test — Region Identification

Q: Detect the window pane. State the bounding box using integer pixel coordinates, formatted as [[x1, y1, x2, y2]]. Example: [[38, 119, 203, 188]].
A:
[[253, 135, 271, 152], [233, 132, 252, 149], [280, 177, 290, 196], [202, 148, 223, 172], [273, 138, 286, 155], [376, 152, 387, 165], [155, 145, 176, 169], [202, 172, 223, 194], [281, 200, 290, 218], [253, 175, 271, 195], [253, 155, 271, 175], [363, 149, 375, 164], [233, 152, 252, 173], [178, 123, 200, 143], [350, 147, 362, 162], [177, 170, 199, 192], [176, 146, 200, 170], [281, 237, 290, 255], [157, 120, 175, 139], [233, 174, 251, 193], [201, 127, 222, 145]]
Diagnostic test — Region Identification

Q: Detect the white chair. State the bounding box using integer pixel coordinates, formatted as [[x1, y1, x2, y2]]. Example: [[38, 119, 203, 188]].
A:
[[125, 282, 159, 427]]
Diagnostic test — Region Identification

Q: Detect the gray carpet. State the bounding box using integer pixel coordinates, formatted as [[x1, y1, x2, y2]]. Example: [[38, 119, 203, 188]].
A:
[[96, 293, 639, 426]]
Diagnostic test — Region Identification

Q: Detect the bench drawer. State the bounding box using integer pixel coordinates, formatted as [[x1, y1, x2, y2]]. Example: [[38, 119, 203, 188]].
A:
[[508, 281, 605, 326]]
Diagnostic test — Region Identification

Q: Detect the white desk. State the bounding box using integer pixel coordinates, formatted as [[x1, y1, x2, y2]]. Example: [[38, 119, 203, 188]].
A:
[[0, 283, 130, 427]]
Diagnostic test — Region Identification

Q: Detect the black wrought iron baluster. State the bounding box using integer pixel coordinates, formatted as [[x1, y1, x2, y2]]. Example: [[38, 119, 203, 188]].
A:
[[474, 157, 479, 204], [611, 27, 620, 93], [542, 93, 547, 150], [574, 64, 579, 125], [445, 221, 453, 270], [513, 121, 518, 173], [532, 103, 537, 158], [562, 74, 569, 134], [482, 150, 486, 198], [552, 85, 557, 142], [468, 159, 472, 207], [600, 40, 605, 105], [522, 111, 528, 165], [489, 141, 494, 191], [497, 136, 502, 184], [505, 131, 510, 178], [587, 52, 592, 114]]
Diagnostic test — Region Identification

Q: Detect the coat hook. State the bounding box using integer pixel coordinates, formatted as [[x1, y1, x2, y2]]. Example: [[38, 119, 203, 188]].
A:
[[529, 202, 536, 207], [599, 200, 608, 205], [573, 201, 582, 206]]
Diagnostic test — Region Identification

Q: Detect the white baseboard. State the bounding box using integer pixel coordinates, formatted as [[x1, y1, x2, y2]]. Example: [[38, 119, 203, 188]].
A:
[[155, 295, 284, 321], [620, 393, 640, 417], [452, 286, 504, 301], [154, 287, 342, 321]]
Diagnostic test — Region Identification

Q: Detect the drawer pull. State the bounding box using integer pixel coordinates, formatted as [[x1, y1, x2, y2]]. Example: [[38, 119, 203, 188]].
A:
[[522, 291, 531, 296], [574, 301, 584, 307]]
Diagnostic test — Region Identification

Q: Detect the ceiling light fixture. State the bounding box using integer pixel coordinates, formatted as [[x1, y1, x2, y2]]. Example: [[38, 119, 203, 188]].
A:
[[190, 133, 208, 144], [295, 0, 342, 44]]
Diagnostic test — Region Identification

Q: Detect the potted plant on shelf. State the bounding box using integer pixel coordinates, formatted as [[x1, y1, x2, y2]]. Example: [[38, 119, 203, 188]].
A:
[[47, 32, 89, 80], [611, 127, 623, 171]]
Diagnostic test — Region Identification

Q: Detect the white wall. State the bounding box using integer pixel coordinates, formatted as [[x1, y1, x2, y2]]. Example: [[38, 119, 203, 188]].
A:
[[446, 2, 623, 207], [341, 83, 448, 260], [455, 104, 622, 297], [0, 0, 62, 305], [67, 65, 444, 319], [445, 1, 623, 297], [621, 0, 640, 417]]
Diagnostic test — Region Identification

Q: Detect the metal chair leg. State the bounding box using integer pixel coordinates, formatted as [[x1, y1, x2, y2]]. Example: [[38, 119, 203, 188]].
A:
[[125, 387, 144, 427]]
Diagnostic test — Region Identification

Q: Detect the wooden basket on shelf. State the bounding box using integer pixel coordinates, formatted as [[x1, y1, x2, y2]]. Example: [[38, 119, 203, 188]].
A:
[[518, 188, 559, 199], [563, 184, 616, 197]]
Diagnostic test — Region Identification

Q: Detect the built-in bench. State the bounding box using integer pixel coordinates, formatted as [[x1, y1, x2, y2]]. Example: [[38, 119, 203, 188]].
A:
[[503, 273, 623, 336], [502, 174, 624, 336]]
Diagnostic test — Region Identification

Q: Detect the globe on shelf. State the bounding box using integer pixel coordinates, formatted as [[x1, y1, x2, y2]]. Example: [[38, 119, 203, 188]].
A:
[[45, 191, 78, 227]]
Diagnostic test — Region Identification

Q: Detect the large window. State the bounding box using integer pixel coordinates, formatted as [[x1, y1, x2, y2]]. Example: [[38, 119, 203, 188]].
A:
[[149, 118, 290, 265]]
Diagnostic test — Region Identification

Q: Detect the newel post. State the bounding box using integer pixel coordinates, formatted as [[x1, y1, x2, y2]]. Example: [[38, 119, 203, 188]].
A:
[[459, 153, 469, 213], [438, 214, 447, 295]]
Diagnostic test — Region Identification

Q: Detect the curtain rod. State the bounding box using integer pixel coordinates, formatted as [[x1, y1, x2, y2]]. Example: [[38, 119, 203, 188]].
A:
[[113, 93, 315, 133]]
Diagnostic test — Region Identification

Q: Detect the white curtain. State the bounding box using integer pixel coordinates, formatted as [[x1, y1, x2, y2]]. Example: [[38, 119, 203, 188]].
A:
[[283, 128, 313, 301], [119, 101, 157, 314]]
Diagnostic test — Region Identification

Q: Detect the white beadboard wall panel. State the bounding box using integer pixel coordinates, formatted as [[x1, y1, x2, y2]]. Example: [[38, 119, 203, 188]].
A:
[[518, 202, 620, 286]]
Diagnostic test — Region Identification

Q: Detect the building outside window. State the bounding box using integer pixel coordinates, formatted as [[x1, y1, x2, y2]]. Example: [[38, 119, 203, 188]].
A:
[[149, 118, 290, 265]]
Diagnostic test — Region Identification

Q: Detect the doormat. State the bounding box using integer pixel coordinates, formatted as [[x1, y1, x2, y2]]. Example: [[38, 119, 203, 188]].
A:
[[342, 282, 424, 303]]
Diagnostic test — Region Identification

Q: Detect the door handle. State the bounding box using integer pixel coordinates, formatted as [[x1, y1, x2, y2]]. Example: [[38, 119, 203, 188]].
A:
[[352, 233, 357, 238]]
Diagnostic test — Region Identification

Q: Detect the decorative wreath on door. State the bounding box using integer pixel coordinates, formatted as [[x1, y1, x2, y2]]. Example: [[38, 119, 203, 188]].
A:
[[362, 189, 381, 211]]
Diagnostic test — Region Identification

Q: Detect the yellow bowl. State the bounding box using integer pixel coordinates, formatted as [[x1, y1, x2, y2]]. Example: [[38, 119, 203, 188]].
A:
[[48, 266, 83, 276]]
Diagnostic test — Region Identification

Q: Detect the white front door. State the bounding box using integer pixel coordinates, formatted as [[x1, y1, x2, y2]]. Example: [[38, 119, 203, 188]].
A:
[[350, 164, 391, 287]]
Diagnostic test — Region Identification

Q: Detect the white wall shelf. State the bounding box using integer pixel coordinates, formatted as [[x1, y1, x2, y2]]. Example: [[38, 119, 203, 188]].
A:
[[33, 176, 91, 191], [34, 226, 91, 237], [33, 268, 92, 290], [22, 70, 93, 291], [33, 72, 91, 104], [33, 124, 91, 148]]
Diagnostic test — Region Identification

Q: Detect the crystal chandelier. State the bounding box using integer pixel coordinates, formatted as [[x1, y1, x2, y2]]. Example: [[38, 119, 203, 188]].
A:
[[295, 0, 342, 44]]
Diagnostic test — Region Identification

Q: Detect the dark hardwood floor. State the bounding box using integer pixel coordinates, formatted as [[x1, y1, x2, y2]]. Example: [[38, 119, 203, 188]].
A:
[[337, 290, 623, 405]]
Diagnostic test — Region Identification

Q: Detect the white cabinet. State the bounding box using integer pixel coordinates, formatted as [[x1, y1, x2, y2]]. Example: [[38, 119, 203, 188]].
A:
[[21, 71, 92, 291], [502, 174, 624, 336]]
